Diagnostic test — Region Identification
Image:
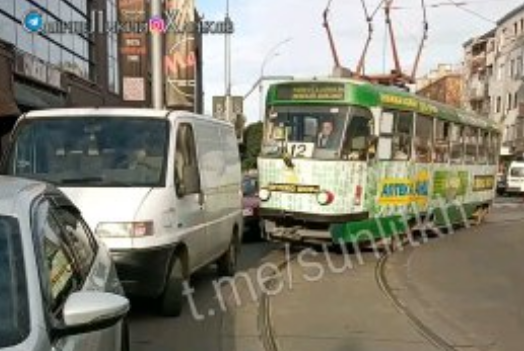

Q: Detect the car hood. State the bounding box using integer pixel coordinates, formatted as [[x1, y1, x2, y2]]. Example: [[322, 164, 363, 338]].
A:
[[59, 187, 152, 231]]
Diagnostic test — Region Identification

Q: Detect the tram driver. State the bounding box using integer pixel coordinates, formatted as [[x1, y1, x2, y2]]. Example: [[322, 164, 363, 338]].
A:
[[317, 120, 337, 149]]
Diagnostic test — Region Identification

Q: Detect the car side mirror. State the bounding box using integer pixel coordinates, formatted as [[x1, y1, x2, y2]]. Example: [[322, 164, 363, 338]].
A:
[[53, 292, 129, 339]]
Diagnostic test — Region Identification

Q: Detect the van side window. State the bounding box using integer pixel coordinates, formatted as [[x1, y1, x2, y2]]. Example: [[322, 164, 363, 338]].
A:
[[175, 123, 201, 197]]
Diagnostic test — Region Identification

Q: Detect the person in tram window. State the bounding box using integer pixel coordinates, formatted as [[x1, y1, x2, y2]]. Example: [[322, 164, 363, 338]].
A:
[[317, 120, 337, 149]]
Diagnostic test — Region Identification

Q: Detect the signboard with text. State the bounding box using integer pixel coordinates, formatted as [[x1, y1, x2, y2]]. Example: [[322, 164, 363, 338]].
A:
[[275, 83, 346, 101]]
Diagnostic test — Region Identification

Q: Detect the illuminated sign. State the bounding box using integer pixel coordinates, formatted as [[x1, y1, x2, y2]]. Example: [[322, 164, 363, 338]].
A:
[[276, 83, 346, 101], [380, 94, 439, 116], [268, 183, 320, 194], [473, 175, 495, 192]]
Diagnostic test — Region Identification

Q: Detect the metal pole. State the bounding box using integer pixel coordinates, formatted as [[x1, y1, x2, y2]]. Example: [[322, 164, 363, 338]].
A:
[[224, 0, 232, 122], [151, 0, 163, 109]]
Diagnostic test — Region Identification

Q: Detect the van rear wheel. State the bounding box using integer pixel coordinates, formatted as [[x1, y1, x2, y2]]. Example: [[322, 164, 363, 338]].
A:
[[217, 236, 239, 277], [159, 256, 184, 317]]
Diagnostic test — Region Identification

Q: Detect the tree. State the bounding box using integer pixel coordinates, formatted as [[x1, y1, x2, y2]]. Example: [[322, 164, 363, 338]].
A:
[[241, 122, 263, 171]]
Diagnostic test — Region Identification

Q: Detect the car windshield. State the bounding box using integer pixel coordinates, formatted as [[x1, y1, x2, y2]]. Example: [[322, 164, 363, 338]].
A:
[[5, 117, 169, 187], [242, 177, 258, 196], [0, 216, 30, 347], [510, 167, 524, 177]]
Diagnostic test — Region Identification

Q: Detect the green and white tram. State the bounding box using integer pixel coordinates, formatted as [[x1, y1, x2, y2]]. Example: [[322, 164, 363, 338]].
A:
[[257, 79, 500, 244]]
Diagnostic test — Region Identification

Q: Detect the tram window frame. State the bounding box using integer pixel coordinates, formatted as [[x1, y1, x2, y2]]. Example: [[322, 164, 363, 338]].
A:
[[434, 120, 451, 163], [464, 126, 479, 165], [488, 132, 500, 164], [478, 130, 489, 164], [341, 107, 374, 161], [379, 110, 413, 161], [414, 114, 433, 163], [450, 124, 464, 164]]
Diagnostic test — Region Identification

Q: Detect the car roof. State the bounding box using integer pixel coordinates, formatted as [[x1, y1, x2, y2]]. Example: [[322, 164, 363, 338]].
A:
[[22, 108, 234, 128], [0, 176, 49, 215]]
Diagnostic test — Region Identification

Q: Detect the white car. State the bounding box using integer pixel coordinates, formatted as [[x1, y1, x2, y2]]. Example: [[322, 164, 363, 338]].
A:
[[506, 160, 524, 194], [2, 108, 243, 317], [0, 176, 129, 351]]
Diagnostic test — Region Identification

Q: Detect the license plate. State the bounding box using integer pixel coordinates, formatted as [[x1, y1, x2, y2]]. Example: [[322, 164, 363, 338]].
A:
[[243, 208, 254, 216]]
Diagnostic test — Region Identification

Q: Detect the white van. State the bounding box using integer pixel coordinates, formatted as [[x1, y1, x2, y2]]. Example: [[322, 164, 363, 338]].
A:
[[506, 160, 524, 194], [1, 108, 243, 317]]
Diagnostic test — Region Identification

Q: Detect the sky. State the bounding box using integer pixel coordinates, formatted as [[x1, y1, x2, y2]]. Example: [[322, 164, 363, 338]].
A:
[[197, 0, 524, 125]]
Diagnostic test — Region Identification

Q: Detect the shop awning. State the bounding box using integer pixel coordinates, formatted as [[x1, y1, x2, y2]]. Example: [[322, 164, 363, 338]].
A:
[[14, 82, 66, 109], [0, 87, 20, 117]]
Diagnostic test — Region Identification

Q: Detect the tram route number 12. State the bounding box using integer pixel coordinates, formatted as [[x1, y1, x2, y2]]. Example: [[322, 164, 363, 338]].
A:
[[283, 143, 314, 158]]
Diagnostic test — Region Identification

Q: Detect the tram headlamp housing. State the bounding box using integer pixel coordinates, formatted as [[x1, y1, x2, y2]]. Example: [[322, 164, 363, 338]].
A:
[[317, 190, 335, 206], [259, 188, 271, 201]]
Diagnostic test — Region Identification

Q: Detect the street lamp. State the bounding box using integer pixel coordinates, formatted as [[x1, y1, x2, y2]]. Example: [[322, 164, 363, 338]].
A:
[[258, 38, 292, 121]]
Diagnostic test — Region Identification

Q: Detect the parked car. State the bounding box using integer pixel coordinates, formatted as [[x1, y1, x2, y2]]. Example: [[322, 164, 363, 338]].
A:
[[242, 175, 264, 241], [506, 161, 524, 195], [1, 108, 243, 317], [0, 176, 129, 351]]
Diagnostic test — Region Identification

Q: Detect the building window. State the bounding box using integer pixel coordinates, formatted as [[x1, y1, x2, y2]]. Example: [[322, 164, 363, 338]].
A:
[[107, 0, 120, 94], [515, 93, 519, 109], [498, 63, 504, 80], [0, 0, 93, 81], [497, 96, 502, 113], [508, 94, 512, 112]]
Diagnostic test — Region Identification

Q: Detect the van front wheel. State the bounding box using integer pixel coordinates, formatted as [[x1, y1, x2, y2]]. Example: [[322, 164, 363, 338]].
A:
[[159, 256, 184, 317], [217, 236, 239, 277]]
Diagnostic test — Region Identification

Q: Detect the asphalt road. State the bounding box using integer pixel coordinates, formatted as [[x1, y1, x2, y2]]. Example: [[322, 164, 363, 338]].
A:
[[128, 197, 524, 351], [128, 237, 278, 351]]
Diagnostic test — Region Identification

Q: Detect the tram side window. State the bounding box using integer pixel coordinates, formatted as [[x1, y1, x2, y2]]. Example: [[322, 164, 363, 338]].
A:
[[478, 130, 489, 164], [450, 124, 464, 164], [341, 109, 372, 161], [488, 133, 500, 164], [414, 115, 433, 163], [392, 111, 413, 160], [464, 127, 478, 164], [434, 120, 450, 163]]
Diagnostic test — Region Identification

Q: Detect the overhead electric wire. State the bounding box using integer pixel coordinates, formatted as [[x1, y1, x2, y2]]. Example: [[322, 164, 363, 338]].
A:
[[446, 0, 496, 23]]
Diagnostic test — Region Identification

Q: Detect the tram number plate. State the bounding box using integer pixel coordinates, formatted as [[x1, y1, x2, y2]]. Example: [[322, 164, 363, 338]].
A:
[[284, 143, 314, 158]]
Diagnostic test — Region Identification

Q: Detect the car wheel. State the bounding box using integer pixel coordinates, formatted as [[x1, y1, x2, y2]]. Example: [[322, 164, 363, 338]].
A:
[[121, 319, 130, 351], [217, 234, 239, 277], [159, 256, 184, 317]]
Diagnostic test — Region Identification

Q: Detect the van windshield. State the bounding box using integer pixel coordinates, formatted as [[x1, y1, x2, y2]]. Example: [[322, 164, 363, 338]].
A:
[[4, 117, 169, 187], [510, 167, 524, 177]]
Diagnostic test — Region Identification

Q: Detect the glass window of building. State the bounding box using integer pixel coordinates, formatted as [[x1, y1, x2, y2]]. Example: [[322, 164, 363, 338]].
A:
[[0, 13, 16, 44]]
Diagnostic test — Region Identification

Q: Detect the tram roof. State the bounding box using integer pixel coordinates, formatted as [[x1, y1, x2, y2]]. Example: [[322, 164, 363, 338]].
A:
[[267, 78, 500, 132]]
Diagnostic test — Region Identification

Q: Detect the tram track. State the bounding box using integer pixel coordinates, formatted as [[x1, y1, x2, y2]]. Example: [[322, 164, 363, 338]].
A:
[[375, 253, 459, 351], [258, 250, 298, 351]]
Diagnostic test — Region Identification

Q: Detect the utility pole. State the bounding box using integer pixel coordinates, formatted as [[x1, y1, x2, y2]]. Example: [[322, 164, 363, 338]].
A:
[[151, 0, 163, 109], [224, 0, 233, 123]]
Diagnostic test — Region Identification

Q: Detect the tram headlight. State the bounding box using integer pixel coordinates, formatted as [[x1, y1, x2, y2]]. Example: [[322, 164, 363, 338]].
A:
[[259, 188, 271, 201], [317, 190, 335, 206]]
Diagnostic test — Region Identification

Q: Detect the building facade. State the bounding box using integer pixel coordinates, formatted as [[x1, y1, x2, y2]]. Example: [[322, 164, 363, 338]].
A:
[[0, 0, 127, 153], [0, 0, 204, 154], [488, 4, 524, 158], [415, 64, 463, 108], [462, 30, 496, 116]]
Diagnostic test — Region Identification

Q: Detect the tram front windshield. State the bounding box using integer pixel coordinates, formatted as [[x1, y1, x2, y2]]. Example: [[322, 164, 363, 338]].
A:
[[262, 106, 371, 160]]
